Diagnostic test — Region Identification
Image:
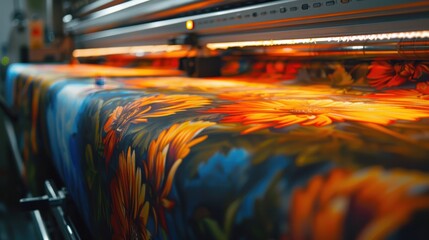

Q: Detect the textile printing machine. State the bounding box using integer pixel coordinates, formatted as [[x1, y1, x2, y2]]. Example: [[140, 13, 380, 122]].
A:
[[2, 0, 429, 239]]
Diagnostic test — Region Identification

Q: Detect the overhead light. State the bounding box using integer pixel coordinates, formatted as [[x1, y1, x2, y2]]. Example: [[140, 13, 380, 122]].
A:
[[73, 45, 184, 58]]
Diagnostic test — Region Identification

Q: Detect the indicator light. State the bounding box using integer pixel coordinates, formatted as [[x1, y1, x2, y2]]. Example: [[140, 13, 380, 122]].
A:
[[186, 20, 194, 30]]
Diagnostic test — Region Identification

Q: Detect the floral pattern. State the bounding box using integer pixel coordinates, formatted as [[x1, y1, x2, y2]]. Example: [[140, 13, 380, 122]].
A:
[[223, 59, 429, 93], [110, 148, 150, 239], [367, 61, 429, 89], [142, 121, 214, 232], [288, 168, 429, 240], [103, 95, 211, 164], [5, 63, 429, 239], [206, 98, 429, 134]]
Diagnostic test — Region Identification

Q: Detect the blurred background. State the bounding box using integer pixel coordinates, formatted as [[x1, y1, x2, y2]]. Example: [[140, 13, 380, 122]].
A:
[[0, 1, 66, 238]]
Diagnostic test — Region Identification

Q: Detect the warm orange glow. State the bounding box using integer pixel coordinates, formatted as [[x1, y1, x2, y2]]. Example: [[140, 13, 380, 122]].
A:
[[123, 77, 272, 91], [73, 45, 184, 58], [289, 168, 429, 240], [186, 20, 194, 30], [206, 31, 429, 50], [206, 98, 429, 134]]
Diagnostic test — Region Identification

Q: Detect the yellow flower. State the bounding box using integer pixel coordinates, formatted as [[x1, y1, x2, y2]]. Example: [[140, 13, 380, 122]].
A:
[[103, 94, 211, 163], [289, 167, 429, 240], [207, 99, 429, 134], [110, 148, 150, 240], [143, 121, 214, 231]]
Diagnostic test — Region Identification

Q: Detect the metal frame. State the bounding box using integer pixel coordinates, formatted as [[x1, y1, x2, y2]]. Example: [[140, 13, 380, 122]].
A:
[[44, 181, 81, 240], [72, 0, 429, 48], [66, 0, 231, 34], [75, 0, 117, 17], [1, 96, 81, 240], [2, 110, 50, 240]]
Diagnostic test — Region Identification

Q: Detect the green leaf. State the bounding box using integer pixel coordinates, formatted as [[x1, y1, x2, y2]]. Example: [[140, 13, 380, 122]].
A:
[[224, 198, 242, 237], [201, 218, 227, 240]]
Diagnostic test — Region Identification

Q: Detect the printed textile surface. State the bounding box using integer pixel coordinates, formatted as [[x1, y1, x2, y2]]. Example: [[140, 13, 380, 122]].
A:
[[6, 63, 429, 239]]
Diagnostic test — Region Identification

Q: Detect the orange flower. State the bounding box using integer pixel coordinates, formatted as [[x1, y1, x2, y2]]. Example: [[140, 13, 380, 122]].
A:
[[416, 81, 429, 95], [207, 99, 429, 134], [103, 94, 211, 164], [367, 61, 429, 89], [289, 167, 429, 240], [110, 148, 150, 240], [143, 121, 214, 231], [284, 62, 302, 80]]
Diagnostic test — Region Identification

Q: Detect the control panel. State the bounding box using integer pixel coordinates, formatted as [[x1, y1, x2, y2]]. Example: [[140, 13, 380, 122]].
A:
[[189, 0, 416, 32]]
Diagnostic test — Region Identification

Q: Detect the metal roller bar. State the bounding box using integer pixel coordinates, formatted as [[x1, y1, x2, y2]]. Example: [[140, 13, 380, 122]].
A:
[[66, 0, 227, 34], [44, 181, 80, 240], [31, 207, 50, 240], [223, 38, 429, 59], [75, 0, 118, 17]]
